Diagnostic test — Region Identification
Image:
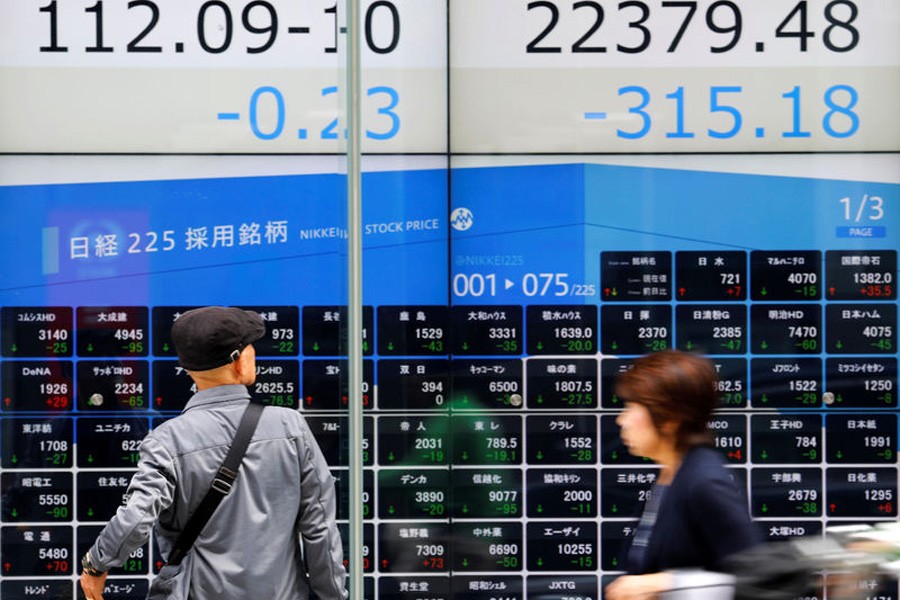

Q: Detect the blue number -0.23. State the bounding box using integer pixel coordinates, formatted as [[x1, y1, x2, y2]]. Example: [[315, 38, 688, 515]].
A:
[[247, 85, 400, 141]]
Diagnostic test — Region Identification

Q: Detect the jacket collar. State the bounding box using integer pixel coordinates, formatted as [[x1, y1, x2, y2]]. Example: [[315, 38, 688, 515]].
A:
[[182, 384, 251, 412]]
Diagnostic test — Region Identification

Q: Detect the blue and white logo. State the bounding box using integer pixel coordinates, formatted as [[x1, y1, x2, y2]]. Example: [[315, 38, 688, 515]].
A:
[[450, 207, 474, 231]]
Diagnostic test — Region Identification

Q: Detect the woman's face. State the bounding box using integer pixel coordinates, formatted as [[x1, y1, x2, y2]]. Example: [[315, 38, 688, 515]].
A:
[[616, 401, 666, 461]]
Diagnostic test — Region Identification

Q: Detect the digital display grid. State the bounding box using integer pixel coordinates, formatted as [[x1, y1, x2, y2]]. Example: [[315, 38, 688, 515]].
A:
[[0, 248, 896, 598]]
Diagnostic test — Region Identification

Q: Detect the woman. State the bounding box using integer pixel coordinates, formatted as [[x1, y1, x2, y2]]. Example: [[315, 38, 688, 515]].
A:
[[605, 350, 761, 600]]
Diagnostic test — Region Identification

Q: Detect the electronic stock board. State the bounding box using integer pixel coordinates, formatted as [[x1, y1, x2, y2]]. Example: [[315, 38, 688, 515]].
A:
[[1, 1, 899, 599]]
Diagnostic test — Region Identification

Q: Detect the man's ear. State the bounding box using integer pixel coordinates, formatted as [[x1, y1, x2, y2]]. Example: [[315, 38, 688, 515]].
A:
[[231, 354, 246, 378], [234, 346, 256, 384]]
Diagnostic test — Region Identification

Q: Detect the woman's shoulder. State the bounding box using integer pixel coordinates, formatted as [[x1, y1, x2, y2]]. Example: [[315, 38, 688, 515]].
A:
[[683, 445, 727, 467], [676, 446, 734, 487]]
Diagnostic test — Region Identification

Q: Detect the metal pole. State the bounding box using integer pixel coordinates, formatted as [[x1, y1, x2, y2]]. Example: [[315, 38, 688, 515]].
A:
[[345, 0, 364, 600]]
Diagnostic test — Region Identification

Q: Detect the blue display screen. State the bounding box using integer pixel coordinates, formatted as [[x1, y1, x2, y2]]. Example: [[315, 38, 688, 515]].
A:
[[0, 160, 897, 598]]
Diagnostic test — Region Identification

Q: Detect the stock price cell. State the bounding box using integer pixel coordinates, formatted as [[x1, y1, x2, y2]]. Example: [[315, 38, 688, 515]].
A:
[[379, 576, 449, 600], [826, 303, 896, 354], [377, 359, 449, 410], [333, 469, 374, 521], [526, 358, 597, 410], [825, 574, 898, 600], [676, 304, 746, 355], [76, 360, 149, 411], [450, 522, 522, 571], [149, 360, 192, 411], [600, 468, 657, 518], [451, 575, 523, 600], [601, 304, 671, 355], [77, 525, 148, 575], [526, 468, 597, 518], [377, 523, 450, 573], [600, 521, 637, 571], [377, 306, 449, 356], [1, 417, 72, 469], [0, 472, 72, 523], [526, 521, 596, 571], [75, 417, 150, 468], [378, 469, 448, 520], [525, 306, 597, 355], [450, 468, 522, 519], [253, 359, 300, 408], [750, 251, 821, 300], [0, 525, 73, 576], [751, 358, 822, 408], [600, 251, 671, 301], [450, 306, 522, 355], [713, 358, 748, 408], [826, 468, 897, 518], [451, 415, 522, 465], [675, 251, 746, 301], [0, 360, 73, 412], [75, 306, 148, 357], [1, 307, 72, 358], [451, 359, 523, 410], [826, 414, 896, 464], [77, 471, 133, 522], [825, 357, 896, 408], [377, 415, 449, 466], [599, 414, 654, 466], [0, 580, 73, 599], [302, 359, 373, 410], [247, 306, 300, 356], [305, 415, 375, 467], [750, 414, 822, 464], [151, 307, 187, 357], [751, 304, 821, 354], [825, 250, 896, 300], [729, 467, 749, 503], [763, 520, 822, 543], [600, 358, 632, 409], [751, 468, 822, 518], [337, 523, 375, 573], [75, 578, 147, 599], [526, 414, 597, 465], [527, 576, 597, 600], [707, 414, 748, 464], [302, 305, 374, 356]]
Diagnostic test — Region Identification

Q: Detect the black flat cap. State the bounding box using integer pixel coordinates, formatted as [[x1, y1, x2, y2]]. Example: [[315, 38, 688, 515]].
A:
[[171, 306, 266, 371]]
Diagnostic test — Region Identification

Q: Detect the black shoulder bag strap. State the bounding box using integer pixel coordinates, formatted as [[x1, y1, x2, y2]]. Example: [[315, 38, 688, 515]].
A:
[[167, 401, 265, 566]]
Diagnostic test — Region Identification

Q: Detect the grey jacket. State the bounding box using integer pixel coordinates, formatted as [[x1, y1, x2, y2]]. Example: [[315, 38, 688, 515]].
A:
[[89, 384, 347, 600]]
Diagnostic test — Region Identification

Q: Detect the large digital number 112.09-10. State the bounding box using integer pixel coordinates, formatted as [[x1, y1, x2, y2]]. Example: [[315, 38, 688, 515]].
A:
[[39, 0, 401, 55]]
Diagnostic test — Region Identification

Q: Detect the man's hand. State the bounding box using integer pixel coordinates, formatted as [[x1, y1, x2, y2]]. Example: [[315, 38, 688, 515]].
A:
[[604, 572, 672, 600], [79, 570, 108, 600]]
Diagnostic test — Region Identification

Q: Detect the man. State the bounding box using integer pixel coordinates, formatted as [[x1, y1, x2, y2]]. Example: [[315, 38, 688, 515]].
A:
[[81, 306, 347, 600]]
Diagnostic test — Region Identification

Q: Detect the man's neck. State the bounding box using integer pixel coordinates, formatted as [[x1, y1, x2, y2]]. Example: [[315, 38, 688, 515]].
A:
[[193, 376, 241, 391]]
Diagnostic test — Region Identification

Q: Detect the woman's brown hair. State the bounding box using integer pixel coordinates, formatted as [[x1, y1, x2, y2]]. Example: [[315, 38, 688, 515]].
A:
[[614, 350, 719, 452]]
